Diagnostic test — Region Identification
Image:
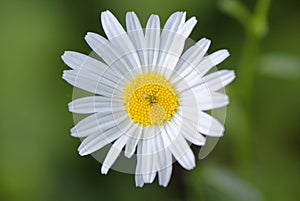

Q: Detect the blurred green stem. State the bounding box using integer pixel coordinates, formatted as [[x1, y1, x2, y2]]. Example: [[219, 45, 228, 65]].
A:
[[239, 0, 271, 100], [234, 0, 271, 177]]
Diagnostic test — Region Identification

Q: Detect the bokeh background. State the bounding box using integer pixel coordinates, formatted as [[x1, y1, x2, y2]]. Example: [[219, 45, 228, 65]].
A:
[[1, 0, 300, 200]]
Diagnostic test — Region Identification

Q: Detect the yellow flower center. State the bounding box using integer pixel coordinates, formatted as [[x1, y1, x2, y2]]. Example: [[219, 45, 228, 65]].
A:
[[123, 73, 178, 126]]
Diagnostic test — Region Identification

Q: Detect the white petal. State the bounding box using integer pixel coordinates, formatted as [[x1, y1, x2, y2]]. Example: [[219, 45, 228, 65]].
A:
[[141, 126, 156, 183], [198, 112, 225, 137], [61, 51, 113, 78], [162, 11, 185, 32], [62, 51, 123, 83], [202, 70, 236, 91], [163, 122, 195, 170], [154, 132, 172, 187], [62, 69, 123, 98], [135, 140, 144, 186], [135, 174, 144, 188], [170, 38, 211, 83], [101, 10, 126, 39], [68, 96, 123, 114], [84, 32, 134, 80], [126, 12, 147, 70], [145, 14, 160, 71], [157, 12, 187, 77], [101, 11, 142, 75], [78, 126, 121, 156], [177, 16, 197, 38], [173, 113, 206, 146], [175, 50, 230, 92], [177, 89, 204, 143], [142, 138, 156, 183], [157, 164, 172, 187], [101, 135, 129, 174], [71, 111, 127, 137], [196, 49, 230, 77], [78, 118, 132, 156], [124, 125, 143, 158], [197, 92, 229, 110]]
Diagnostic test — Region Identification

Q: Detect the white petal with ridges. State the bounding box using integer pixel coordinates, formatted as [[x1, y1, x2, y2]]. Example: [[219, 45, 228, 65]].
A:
[[157, 12, 189, 77], [101, 11, 142, 75], [198, 111, 225, 137], [71, 111, 127, 138], [101, 134, 129, 174], [62, 69, 123, 98], [145, 14, 160, 71], [78, 126, 122, 156], [61, 51, 122, 84], [163, 122, 195, 170], [142, 137, 156, 183], [173, 113, 206, 146], [135, 174, 144, 188], [196, 49, 230, 77], [78, 118, 133, 156], [126, 12, 147, 70], [156, 133, 172, 187], [135, 140, 144, 187], [124, 125, 143, 158], [197, 92, 229, 110], [202, 70, 236, 91], [68, 96, 123, 114], [175, 50, 230, 92], [85, 32, 134, 80], [177, 16, 197, 38], [170, 38, 211, 82]]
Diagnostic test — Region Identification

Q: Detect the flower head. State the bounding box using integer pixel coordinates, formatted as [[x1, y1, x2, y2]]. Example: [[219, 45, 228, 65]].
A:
[[62, 10, 235, 187]]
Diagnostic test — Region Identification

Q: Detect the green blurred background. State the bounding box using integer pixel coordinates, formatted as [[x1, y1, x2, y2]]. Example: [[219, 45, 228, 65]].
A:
[[1, 0, 300, 200]]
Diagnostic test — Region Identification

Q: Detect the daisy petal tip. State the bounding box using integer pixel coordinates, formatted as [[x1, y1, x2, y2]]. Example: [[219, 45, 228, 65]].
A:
[[135, 182, 144, 188], [67, 102, 73, 110], [230, 70, 236, 78], [189, 16, 198, 24], [101, 166, 109, 175], [150, 14, 159, 21], [124, 151, 132, 158], [70, 132, 78, 138], [223, 49, 230, 57], [70, 126, 76, 133], [215, 129, 225, 138], [61, 51, 72, 63], [159, 182, 168, 188], [205, 38, 211, 45], [61, 51, 67, 58], [101, 10, 113, 20], [78, 150, 88, 156], [197, 37, 211, 49], [125, 11, 131, 18], [84, 32, 94, 39], [61, 71, 67, 78], [187, 161, 196, 170], [100, 10, 107, 16]]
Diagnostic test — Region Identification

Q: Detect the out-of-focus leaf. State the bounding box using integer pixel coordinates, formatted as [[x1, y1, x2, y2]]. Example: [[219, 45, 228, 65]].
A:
[[202, 164, 263, 201], [259, 53, 300, 79], [218, 0, 251, 28]]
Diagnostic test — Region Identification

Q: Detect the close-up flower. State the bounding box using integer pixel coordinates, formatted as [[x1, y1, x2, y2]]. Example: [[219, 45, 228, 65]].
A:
[[62, 10, 235, 187]]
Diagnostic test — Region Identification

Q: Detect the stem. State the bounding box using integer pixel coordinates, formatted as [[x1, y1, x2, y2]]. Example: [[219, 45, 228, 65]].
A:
[[233, 0, 271, 177], [239, 0, 271, 103]]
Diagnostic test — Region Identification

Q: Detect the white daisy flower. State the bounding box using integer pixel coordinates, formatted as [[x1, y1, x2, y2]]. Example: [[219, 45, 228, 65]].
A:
[[62, 10, 235, 187]]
